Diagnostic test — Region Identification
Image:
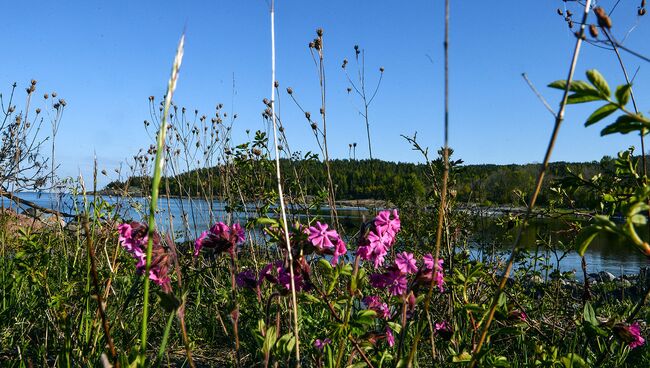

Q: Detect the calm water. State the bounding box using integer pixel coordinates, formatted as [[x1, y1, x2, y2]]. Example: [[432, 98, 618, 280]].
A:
[[2, 192, 648, 278]]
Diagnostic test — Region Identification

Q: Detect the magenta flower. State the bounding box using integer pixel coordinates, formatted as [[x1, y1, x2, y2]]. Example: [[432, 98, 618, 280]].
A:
[[614, 322, 645, 349], [374, 209, 401, 238], [508, 310, 527, 322], [194, 222, 245, 256], [370, 270, 408, 296], [363, 296, 391, 319], [308, 221, 340, 250], [357, 230, 388, 267], [395, 252, 418, 274], [236, 269, 258, 289], [386, 327, 395, 347], [435, 321, 453, 340], [330, 239, 347, 265], [118, 221, 172, 293], [314, 338, 332, 350]]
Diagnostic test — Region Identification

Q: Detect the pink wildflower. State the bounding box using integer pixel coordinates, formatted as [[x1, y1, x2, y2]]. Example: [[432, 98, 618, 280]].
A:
[[363, 296, 391, 319], [308, 221, 340, 250], [386, 327, 395, 347], [117, 221, 172, 293], [370, 270, 408, 296], [194, 222, 245, 256], [614, 322, 645, 349], [395, 252, 418, 274], [314, 338, 332, 350], [330, 239, 347, 266], [435, 321, 453, 340], [374, 209, 401, 238]]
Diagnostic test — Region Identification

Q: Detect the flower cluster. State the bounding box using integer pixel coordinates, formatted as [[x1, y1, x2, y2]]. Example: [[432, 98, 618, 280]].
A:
[[238, 258, 310, 296], [357, 209, 400, 267], [118, 221, 172, 293], [194, 221, 245, 256], [369, 251, 445, 297]]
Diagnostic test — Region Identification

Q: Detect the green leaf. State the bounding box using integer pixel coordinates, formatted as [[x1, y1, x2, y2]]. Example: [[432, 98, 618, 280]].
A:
[[586, 69, 610, 97], [575, 226, 601, 256], [548, 80, 568, 90], [567, 93, 602, 104], [452, 351, 472, 363], [262, 326, 277, 355], [585, 103, 618, 126], [615, 84, 632, 106], [583, 302, 597, 326], [568, 80, 600, 95], [601, 114, 648, 136]]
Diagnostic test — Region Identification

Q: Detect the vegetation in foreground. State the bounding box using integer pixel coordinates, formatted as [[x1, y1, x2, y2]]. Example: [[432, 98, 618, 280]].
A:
[[2, 1, 650, 367]]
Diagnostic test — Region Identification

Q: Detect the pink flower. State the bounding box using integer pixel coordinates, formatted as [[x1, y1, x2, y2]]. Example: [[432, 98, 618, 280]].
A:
[[435, 321, 453, 340], [194, 222, 246, 256], [118, 221, 172, 293], [314, 338, 331, 350], [395, 252, 417, 274], [614, 322, 645, 349], [236, 269, 258, 289], [357, 230, 388, 267], [370, 270, 408, 296], [374, 209, 400, 238], [508, 310, 527, 322], [363, 296, 391, 319], [308, 221, 340, 250], [386, 327, 395, 347], [330, 239, 347, 266]]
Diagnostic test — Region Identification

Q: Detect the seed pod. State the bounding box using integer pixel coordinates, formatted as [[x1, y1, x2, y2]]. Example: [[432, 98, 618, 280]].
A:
[[316, 28, 323, 37], [347, 87, 352, 93], [594, 7, 612, 29], [31, 79, 37, 85], [640, 8, 647, 16], [305, 111, 311, 119], [557, 8, 563, 16], [287, 87, 293, 94], [566, 10, 573, 17], [379, 67, 385, 73], [310, 122, 317, 130], [35, 108, 41, 114], [44, 93, 49, 99], [589, 24, 599, 38], [320, 107, 325, 115], [274, 80, 279, 88], [568, 20, 574, 29]]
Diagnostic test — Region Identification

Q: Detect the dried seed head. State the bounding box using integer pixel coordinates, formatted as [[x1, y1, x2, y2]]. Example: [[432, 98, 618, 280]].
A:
[[320, 107, 324, 115], [252, 148, 262, 156], [557, 8, 563, 16], [194, 109, 198, 114], [233, 114, 237, 119], [589, 24, 599, 38], [347, 87, 352, 93], [274, 80, 279, 88], [305, 111, 311, 120], [44, 93, 49, 99], [59, 99, 66, 107], [574, 31, 586, 40], [353, 142, 357, 147], [342, 59, 348, 68], [35, 108, 41, 114], [8, 106, 15, 113], [308, 41, 315, 49], [182, 107, 186, 113], [312, 38, 321, 50], [594, 7, 612, 29], [287, 87, 293, 94], [53, 103, 60, 109], [278, 126, 284, 132], [277, 145, 283, 150], [316, 28, 323, 37], [568, 20, 574, 29], [643, 0, 647, 7], [101, 169, 107, 176], [566, 10, 573, 17], [149, 95, 154, 102], [640, 8, 647, 15], [310, 122, 317, 130], [379, 67, 384, 73], [52, 92, 57, 97], [31, 79, 37, 85]]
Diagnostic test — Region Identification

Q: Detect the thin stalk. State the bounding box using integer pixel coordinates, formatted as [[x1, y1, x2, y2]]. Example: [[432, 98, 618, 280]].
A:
[[270, 2, 301, 365], [140, 35, 184, 367], [468, 2, 592, 366], [414, 1, 450, 366]]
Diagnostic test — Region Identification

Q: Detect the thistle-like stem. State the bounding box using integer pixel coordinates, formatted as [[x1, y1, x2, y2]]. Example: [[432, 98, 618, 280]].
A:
[[269, 1, 301, 365], [139, 34, 184, 367], [468, 1, 592, 365]]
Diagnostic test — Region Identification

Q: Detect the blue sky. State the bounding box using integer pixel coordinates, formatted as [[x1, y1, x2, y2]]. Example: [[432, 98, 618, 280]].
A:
[[1, 1, 649, 187]]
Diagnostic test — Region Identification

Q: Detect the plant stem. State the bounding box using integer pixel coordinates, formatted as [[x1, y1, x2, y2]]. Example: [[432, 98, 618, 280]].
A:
[[468, 1, 591, 365], [140, 35, 184, 367], [270, 2, 301, 365]]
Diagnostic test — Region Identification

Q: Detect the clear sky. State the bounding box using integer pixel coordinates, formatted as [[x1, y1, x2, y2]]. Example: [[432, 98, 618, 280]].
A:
[[1, 1, 649, 187]]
